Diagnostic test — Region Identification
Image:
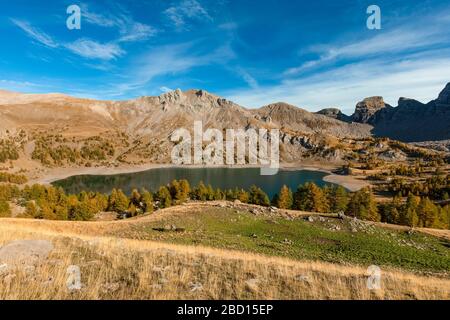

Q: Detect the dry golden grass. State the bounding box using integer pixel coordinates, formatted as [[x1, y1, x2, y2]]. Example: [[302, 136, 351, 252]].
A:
[[0, 218, 449, 300], [3, 201, 448, 241]]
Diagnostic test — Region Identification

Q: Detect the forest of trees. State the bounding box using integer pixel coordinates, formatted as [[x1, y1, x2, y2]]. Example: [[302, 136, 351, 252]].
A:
[[0, 172, 27, 184], [0, 179, 448, 229], [0, 140, 19, 163], [379, 174, 450, 200], [271, 183, 448, 229], [31, 135, 115, 166]]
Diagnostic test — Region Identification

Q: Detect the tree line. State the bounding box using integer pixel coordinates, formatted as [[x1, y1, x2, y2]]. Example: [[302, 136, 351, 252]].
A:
[[378, 174, 449, 200], [0, 172, 28, 184], [0, 180, 448, 229]]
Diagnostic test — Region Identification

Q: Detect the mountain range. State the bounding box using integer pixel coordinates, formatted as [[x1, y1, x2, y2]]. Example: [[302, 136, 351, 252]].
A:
[[0, 83, 448, 168], [335, 83, 450, 142]]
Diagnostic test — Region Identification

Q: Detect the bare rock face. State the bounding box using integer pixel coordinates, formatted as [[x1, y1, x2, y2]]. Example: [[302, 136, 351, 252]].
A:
[[256, 102, 371, 139], [361, 82, 450, 142], [352, 96, 388, 123], [316, 108, 341, 118], [158, 88, 185, 105], [316, 108, 350, 122], [436, 83, 450, 106], [0, 240, 54, 267], [397, 97, 425, 109]]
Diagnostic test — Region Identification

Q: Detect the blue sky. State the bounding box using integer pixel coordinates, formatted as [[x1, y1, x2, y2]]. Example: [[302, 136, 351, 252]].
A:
[[1, 0, 450, 113]]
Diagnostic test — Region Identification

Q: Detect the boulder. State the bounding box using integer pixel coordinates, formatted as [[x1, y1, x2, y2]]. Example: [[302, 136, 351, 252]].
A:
[[0, 240, 53, 267], [352, 96, 388, 123]]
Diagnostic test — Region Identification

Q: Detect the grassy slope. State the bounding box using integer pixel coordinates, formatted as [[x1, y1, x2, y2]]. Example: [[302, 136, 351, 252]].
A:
[[1, 203, 450, 299], [114, 207, 450, 274]]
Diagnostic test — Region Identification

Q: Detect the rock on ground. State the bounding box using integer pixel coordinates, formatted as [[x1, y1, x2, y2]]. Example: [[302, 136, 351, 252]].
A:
[[0, 240, 54, 266]]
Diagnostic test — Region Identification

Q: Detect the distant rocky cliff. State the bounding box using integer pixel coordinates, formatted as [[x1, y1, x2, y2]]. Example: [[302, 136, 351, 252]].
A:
[[317, 83, 450, 142]]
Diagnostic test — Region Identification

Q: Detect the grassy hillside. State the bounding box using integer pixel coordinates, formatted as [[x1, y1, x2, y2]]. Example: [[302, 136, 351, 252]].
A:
[[113, 205, 450, 274], [0, 202, 449, 300]]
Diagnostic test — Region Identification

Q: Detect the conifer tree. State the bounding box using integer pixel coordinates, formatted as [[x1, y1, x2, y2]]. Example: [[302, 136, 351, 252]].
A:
[[418, 197, 439, 228], [329, 186, 349, 213], [108, 188, 129, 213], [130, 189, 141, 207], [346, 187, 380, 221], [140, 189, 154, 213], [167, 179, 191, 204], [293, 183, 312, 211], [276, 185, 293, 209], [0, 200, 11, 217], [155, 186, 172, 208], [24, 201, 38, 218], [309, 183, 329, 213], [237, 189, 250, 203], [400, 194, 420, 227], [249, 185, 270, 207], [193, 181, 209, 201]]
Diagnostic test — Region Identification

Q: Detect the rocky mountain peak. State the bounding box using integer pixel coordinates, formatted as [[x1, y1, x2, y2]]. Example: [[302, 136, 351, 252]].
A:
[[437, 82, 450, 106], [397, 97, 424, 109], [316, 108, 350, 122], [158, 88, 185, 104], [316, 108, 341, 116], [352, 96, 387, 123]]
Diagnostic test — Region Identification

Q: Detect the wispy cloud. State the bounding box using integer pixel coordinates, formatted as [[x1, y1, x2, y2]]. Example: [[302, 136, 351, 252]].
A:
[[164, 0, 212, 29], [159, 86, 174, 93], [105, 41, 235, 97], [285, 13, 450, 76], [83, 8, 117, 27], [82, 4, 157, 42], [11, 18, 121, 61], [218, 22, 238, 31], [64, 39, 125, 60], [227, 51, 450, 111], [11, 6, 153, 62], [236, 68, 259, 89], [11, 2, 157, 62], [117, 21, 157, 42], [0, 79, 50, 93], [10, 19, 58, 48], [137, 42, 233, 81], [225, 9, 450, 112]]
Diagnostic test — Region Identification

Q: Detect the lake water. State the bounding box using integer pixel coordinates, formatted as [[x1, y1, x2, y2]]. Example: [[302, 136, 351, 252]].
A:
[[52, 167, 336, 198]]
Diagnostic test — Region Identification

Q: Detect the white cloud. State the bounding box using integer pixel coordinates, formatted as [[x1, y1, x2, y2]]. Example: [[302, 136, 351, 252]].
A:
[[240, 10, 450, 112], [82, 5, 157, 42], [285, 15, 450, 76], [236, 68, 259, 89], [11, 18, 126, 61], [117, 21, 157, 42], [159, 86, 174, 93], [226, 51, 450, 112], [83, 9, 117, 27], [136, 42, 234, 82], [218, 22, 238, 31], [164, 0, 212, 29], [10, 19, 58, 48], [0, 79, 44, 92], [65, 39, 125, 60], [106, 42, 235, 97]]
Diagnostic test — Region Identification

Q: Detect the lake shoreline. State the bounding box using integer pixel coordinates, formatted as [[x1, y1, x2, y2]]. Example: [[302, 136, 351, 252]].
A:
[[30, 163, 369, 192]]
